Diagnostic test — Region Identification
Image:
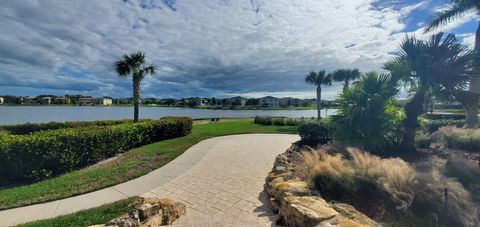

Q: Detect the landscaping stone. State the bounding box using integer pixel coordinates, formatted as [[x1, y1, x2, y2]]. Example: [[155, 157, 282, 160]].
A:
[[266, 144, 379, 227], [92, 198, 186, 227]]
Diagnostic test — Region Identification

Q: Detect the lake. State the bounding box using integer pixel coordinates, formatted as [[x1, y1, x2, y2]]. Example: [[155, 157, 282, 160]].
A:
[[0, 106, 337, 125]]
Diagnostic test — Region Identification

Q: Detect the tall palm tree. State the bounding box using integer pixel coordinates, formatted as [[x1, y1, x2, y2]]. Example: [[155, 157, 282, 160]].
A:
[[114, 51, 156, 122], [305, 71, 333, 119], [425, 0, 480, 128], [385, 33, 473, 152], [332, 68, 362, 91]]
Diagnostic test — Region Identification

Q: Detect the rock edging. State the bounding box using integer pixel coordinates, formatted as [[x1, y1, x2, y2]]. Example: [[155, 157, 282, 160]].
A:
[[264, 145, 380, 227], [91, 198, 186, 227]]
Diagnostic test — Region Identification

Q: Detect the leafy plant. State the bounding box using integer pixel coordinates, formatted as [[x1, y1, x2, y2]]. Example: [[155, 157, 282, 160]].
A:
[[298, 121, 332, 146], [332, 72, 403, 152], [305, 71, 333, 119]]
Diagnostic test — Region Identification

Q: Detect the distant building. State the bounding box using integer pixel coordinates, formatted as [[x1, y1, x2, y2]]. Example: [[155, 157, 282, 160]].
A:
[[259, 96, 279, 108], [230, 96, 248, 107], [95, 97, 113, 106], [280, 97, 302, 107], [192, 98, 208, 106], [53, 96, 71, 104], [78, 97, 94, 106], [0, 97, 3, 105], [38, 97, 52, 105], [23, 96, 36, 105]]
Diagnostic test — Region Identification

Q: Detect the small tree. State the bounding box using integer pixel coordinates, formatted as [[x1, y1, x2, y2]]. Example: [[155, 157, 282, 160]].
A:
[[305, 71, 333, 119], [114, 51, 156, 122]]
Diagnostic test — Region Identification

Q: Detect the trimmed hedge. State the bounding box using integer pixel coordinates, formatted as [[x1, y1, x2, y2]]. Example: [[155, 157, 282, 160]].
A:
[[0, 119, 153, 135], [298, 121, 332, 146], [254, 116, 311, 126], [0, 117, 192, 183]]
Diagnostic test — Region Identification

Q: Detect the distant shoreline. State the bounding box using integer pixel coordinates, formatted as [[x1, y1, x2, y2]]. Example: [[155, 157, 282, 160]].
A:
[[0, 104, 324, 110]]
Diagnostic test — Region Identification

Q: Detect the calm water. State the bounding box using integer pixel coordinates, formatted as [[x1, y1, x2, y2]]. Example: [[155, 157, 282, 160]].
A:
[[0, 106, 337, 125]]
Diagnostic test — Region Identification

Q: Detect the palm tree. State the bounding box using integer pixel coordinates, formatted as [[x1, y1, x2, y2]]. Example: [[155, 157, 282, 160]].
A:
[[332, 68, 362, 91], [333, 72, 401, 151], [305, 71, 333, 119], [425, 0, 480, 128], [114, 51, 156, 122], [385, 33, 473, 152]]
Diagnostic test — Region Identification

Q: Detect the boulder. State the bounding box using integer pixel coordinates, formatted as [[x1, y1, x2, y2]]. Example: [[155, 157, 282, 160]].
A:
[[92, 198, 186, 227], [280, 196, 338, 226]]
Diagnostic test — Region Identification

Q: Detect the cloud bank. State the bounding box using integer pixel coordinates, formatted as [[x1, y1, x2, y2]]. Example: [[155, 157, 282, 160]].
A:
[[0, 0, 475, 99]]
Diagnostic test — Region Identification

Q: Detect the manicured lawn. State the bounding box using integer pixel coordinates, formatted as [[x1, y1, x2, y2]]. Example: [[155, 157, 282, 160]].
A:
[[0, 120, 296, 210], [17, 197, 141, 227]]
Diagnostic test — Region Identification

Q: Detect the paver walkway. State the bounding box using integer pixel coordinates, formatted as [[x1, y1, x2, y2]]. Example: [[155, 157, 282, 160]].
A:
[[0, 134, 299, 227]]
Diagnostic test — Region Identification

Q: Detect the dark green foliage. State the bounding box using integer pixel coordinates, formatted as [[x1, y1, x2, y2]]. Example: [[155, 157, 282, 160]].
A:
[[332, 72, 403, 152], [298, 121, 332, 145], [254, 116, 306, 126], [0, 117, 192, 184], [423, 119, 464, 133], [0, 119, 153, 135]]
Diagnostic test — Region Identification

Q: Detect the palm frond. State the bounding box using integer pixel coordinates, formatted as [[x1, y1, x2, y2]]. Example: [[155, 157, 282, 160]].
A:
[[425, 0, 475, 32]]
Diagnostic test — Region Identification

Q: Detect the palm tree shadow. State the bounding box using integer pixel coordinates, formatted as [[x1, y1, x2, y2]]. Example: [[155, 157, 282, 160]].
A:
[[253, 190, 278, 227]]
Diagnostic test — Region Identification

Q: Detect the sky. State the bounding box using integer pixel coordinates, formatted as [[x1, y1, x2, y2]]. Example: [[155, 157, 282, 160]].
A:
[[0, 0, 478, 100]]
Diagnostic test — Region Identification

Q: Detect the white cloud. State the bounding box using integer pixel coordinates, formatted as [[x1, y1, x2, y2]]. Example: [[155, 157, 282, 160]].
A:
[[0, 0, 430, 98]]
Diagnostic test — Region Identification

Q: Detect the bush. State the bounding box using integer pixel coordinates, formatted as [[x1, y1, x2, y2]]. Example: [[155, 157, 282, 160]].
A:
[[254, 116, 305, 126], [432, 126, 480, 152], [0, 119, 154, 135], [423, 119, 464, 134], [297, 148, 478, 226], [0, 117, 193, 183], [298, 121, 332, 145], [444, 156, 480, 203], [332, 72, 403, 152]]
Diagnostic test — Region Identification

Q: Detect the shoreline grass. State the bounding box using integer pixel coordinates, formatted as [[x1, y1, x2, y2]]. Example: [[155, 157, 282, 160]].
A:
[[0, 120, 296, 210]]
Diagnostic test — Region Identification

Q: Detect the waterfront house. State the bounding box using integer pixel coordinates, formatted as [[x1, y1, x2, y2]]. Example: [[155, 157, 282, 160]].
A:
[[78, 97, 94, 106], [192, 98, 208, 106], [95, 97, 113, 106], [0, 97, 3, 105], [230, 96, 248, 107], [38, 97, 52, 105], [23, 96, 36, 105], [259, 96, 279, 108], [279, 97, 302, 107], [53, 96, 71, 104]]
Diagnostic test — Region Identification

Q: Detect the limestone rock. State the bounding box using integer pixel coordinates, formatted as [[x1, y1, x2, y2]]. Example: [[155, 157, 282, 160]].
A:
[[94, 198, 186, 227], [281, 196, 338, 226]]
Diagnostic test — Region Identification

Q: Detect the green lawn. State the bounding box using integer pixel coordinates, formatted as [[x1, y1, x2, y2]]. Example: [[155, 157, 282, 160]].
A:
[[0, 120, 296, 210], [17, 197, 141, 227]]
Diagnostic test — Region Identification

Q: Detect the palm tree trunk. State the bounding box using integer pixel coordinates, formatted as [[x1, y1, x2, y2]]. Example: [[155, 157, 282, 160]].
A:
[[133, 77, 141, 122], [316, 85, 322, 119], [343, 80, 349, 91], [400, 89, 426, 152], [466, 21, 480, 128]]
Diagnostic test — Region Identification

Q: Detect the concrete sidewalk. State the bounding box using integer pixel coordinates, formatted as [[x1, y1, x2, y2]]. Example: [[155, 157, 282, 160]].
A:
[[0, 134, 299, 227]]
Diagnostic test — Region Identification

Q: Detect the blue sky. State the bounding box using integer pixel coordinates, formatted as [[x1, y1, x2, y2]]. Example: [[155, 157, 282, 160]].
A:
[[0, 0, 478, 99]]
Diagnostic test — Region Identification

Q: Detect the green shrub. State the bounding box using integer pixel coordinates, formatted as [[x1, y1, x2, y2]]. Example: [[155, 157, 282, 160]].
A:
[[298, 121, 332, 145], [0, 117, 192, 183], [0, 119, 154, 135], [432, 126, 480, 152], [254, 116, 307, 126], [332, 72, 403, 152], [423, 119, 464, 133]]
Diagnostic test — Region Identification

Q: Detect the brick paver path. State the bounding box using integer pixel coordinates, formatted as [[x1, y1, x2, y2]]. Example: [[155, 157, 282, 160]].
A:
[[143, 134, 299, 226], [0, 134, 298, 227]]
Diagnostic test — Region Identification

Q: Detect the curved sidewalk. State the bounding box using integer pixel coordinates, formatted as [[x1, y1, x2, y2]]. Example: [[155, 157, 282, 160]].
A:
[[0, 134, 299, 227]]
